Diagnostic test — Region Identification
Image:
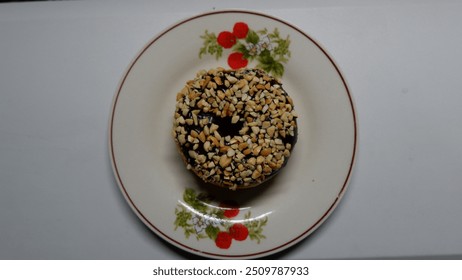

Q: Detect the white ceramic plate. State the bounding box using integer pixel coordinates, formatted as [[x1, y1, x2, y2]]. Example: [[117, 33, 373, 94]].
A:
[[109, 10, 357, 259]]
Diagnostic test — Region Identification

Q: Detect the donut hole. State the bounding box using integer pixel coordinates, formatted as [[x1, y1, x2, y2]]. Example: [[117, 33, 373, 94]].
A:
[[194, 113, 243, 138], [213, 116, 244, 139]]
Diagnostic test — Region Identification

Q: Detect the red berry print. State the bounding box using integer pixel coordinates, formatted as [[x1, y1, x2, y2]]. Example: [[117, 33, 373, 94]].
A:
[[219, 201, 240, 218], [229, 223, 249, 241], [215, 231, 232, 249], [228, 52, 248, 69], [233, 22, 249, 39], [223, 208, 239, 218], [217, 31, 236, 49], [175, 189, 269, 249]]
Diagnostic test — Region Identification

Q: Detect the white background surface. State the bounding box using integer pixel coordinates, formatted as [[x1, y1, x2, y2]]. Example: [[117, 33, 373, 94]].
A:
[[1, 0, 461, 259]]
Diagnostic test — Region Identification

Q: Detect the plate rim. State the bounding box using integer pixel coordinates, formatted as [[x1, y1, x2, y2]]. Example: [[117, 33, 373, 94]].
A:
[[108, 9, 358, 259]]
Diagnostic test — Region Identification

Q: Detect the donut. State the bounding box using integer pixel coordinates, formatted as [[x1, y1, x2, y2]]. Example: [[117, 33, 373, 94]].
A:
[[172, 68, 298, 190]]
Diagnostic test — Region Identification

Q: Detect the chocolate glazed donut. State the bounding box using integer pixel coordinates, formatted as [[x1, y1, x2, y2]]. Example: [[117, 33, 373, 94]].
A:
[[172, 68, 298, 190]]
